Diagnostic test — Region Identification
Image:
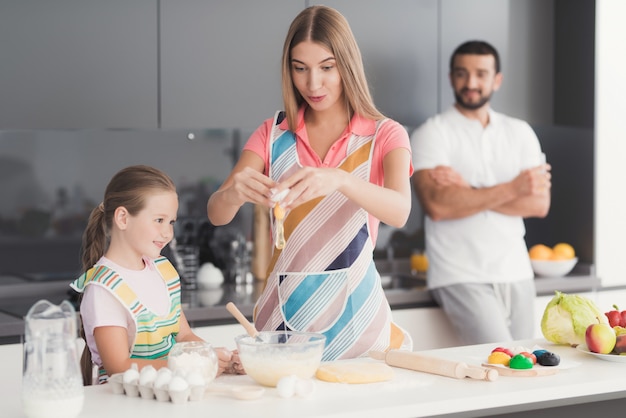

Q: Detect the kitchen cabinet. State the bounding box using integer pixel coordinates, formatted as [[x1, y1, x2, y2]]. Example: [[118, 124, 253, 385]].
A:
[[159, 0, 303, 130], [192, 307, 462, 351], [312, 0, 439, 127], [1, 1, 559, 130], [0, 0, 158, 129]]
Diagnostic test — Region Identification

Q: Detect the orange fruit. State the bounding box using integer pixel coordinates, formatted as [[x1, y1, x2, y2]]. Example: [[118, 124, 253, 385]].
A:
[[528, 244, 553, 260], [410, 252, 428, 272], [552, 243, 575, 260]]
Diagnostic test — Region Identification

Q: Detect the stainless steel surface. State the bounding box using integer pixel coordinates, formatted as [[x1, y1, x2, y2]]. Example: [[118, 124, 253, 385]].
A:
[[0, 258, 603, 343]]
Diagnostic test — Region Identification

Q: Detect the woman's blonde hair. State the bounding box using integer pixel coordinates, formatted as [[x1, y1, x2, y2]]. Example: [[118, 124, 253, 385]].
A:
[[80, 165, 176, 271], [281, 5, 384, 131]]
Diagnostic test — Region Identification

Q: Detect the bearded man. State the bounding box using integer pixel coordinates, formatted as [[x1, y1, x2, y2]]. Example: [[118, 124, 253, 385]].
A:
[[410, 40, 552, 345]]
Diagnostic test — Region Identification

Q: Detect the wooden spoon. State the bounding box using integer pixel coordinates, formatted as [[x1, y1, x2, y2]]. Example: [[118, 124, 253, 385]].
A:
[[225, 302, 263, 342]]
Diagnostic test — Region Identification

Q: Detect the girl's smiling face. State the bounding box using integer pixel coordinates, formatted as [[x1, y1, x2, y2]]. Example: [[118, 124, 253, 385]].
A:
[[125, 191, 178, 261], [290, 40, 345, 114]]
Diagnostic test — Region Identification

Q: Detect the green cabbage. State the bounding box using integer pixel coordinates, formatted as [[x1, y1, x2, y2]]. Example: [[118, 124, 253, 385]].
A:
[[541, 291, 607, 346]]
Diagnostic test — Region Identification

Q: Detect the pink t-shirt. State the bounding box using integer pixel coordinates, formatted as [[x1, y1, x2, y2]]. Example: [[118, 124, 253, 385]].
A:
[[243, 107, 413, 244]]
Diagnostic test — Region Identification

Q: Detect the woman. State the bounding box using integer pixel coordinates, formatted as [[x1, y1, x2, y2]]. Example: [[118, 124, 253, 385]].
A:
[[207, 6, 413, 360]]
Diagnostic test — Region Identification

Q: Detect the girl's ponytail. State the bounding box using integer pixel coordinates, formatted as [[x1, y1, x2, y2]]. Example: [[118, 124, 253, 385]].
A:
[[80, 203, 107, 272]]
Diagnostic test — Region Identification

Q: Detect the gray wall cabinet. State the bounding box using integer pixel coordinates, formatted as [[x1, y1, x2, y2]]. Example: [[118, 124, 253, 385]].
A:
[[0, 0, 158, 129], [1, 0, 557, 130], [160, 0, 302, 130]]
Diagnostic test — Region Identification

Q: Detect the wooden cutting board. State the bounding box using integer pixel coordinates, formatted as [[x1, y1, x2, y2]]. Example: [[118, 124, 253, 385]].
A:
[[481, 363, 558, 377]]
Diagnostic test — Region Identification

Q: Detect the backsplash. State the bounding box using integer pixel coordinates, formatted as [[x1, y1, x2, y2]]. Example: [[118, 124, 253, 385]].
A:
[[0, 124, 594, 283]]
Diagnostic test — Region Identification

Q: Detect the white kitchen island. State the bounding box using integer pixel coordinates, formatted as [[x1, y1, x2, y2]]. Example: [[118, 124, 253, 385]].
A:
[[3, 338, 626, 418]]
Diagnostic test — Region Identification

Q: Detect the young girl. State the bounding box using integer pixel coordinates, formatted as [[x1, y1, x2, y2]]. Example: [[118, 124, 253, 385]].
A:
[[207, 6, 414, 360], [71, 165, 242, 384]]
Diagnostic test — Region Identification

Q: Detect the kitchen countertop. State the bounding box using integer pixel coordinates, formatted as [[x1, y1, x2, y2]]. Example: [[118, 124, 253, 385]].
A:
[[0, 260, 602, 343], [2, 337, 626, 418]]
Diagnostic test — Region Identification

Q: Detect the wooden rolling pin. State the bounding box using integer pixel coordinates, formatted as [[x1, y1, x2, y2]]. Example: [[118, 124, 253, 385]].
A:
[[369, 350, 498, 382]]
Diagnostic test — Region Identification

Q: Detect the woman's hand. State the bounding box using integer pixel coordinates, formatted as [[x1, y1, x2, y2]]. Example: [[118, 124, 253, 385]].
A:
[[275, 167, 345, 210], [207, 151, 275, 225], [225, 166, 277, 207]]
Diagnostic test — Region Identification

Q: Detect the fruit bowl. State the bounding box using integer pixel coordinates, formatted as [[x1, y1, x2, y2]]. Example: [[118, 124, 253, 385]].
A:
[[235, 331, 326, 387], [531, 257, 578, 277]]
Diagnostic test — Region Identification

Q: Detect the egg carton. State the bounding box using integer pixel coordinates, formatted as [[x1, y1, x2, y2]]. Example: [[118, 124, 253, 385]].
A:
[[108, 367, 207, 404]]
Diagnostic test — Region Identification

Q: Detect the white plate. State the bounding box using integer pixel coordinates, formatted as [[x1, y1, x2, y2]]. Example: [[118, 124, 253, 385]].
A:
[[576, 344, 626, 362]]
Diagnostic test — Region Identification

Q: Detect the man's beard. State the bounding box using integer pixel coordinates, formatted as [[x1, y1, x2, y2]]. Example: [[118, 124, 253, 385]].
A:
[[454, 88, 492, 110]]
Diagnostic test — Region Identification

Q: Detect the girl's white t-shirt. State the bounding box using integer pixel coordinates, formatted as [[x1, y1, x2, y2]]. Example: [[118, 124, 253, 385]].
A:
[[80, 256, 170, 366]]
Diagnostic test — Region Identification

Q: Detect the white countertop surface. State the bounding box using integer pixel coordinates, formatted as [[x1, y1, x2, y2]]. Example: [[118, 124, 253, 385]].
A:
[[3, 337, 626, 418]]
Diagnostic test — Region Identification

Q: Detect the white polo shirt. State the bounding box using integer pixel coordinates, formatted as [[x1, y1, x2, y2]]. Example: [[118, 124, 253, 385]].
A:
[[411, 106, 542, 288]]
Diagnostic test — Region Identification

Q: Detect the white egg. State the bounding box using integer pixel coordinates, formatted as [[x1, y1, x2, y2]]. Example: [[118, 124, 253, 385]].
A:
[[276, 375, 297, 398], [123, 363, 140, 384], [139, 365, 157, 386], [295, 378, 315, 397], [169, 375, 189, 392], [270, 188, 290, 203], [154, 368, 173, 389]]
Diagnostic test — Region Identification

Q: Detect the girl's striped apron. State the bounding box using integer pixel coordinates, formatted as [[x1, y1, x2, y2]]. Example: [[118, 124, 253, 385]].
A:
[[253, 111, 406, 361], [71, 256, 181, 383]]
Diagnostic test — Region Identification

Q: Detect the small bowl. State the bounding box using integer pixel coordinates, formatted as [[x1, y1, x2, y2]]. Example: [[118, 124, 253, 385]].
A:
[[168, 341, 218, 383], [531, 257, 578, 277], [235, 331, 326, 387]]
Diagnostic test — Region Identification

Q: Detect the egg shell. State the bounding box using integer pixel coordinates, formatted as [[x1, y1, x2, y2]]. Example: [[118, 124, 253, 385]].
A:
[[276, 375, 298, 398], [123, 364, 140, 384], [295, 378, 315, 397], [169, 375, 189, 392], [139, 365, 158, 386], [154, 368, 173, 389]]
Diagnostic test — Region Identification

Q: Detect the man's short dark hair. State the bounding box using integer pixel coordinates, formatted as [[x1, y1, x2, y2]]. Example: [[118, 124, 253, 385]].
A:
[[450, 40, 501, 74]]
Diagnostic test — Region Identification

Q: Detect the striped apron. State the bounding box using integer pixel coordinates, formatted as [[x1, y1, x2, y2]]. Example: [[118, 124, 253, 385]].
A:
[[253, 111, 405, 361], [71, 256, 181, 382]]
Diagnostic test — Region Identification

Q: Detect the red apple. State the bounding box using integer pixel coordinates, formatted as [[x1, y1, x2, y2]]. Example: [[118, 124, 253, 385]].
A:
[[586, 322, 617, 354], [620, 310, 626, 328], [605, 306, 621, 327]]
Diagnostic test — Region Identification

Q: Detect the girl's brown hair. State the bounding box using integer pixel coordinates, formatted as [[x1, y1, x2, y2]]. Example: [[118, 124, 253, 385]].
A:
[[281, 5, 385, 131], [80, 165, 176, 271]]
